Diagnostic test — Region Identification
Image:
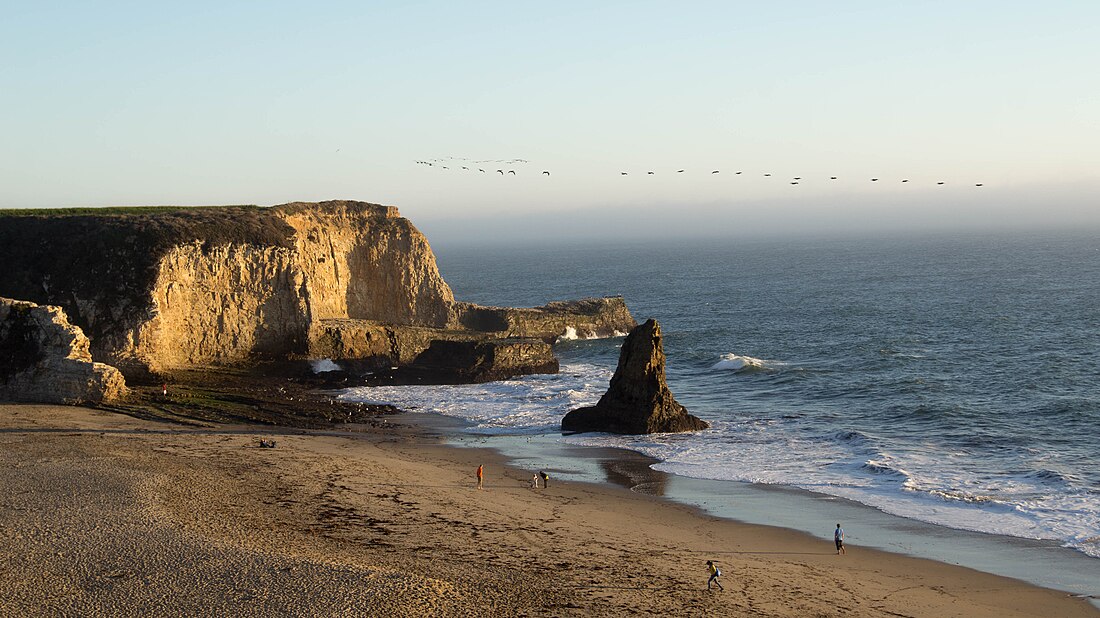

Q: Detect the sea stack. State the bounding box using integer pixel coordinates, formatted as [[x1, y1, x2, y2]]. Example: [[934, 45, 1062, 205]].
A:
[[561, 319, 708, 434]]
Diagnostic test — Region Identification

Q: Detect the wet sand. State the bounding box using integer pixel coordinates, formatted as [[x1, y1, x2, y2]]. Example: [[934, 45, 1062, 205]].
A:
[[1, 404, 1094, 617]]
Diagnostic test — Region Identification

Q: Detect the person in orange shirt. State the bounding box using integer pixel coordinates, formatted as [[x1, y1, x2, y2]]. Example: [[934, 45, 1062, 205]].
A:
[[477, 464, 484, 490]]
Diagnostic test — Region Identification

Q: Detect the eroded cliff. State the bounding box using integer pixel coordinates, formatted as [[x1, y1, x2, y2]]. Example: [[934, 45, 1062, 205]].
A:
[[0, 201, 634, 378]]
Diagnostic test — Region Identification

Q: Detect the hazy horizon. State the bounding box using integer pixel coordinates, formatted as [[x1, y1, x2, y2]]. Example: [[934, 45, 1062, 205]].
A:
[[3, 2, 1098, 241]]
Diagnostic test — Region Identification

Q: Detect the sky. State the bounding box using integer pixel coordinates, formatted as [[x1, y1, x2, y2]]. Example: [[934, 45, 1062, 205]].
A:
[[2, 1, 1098, 243]]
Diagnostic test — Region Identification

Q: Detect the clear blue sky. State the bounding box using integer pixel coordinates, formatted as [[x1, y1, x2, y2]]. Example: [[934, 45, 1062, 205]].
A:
[[2, 1, 1098, 240]]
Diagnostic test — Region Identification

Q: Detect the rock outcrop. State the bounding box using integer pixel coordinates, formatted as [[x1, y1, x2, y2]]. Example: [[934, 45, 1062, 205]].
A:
[[0, 201, 636, 379], [561, 319, 707, 434], [369, 338, 559, 385], [1, 298, 128, 404], [449, 297, 635, 342], [309, 297, 636, 368]]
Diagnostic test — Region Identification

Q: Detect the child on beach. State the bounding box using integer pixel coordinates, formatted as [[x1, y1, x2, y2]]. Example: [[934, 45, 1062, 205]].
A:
[[477, 464, 484, 490], [706, 560, 723, 591], [530, 473, 539, 489]]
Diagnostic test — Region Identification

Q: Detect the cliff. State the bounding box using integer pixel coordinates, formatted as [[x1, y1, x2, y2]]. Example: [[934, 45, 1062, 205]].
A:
[[1, 298, 128, 404], [0, 201, 635, 377], [0, 201, 454, 374]]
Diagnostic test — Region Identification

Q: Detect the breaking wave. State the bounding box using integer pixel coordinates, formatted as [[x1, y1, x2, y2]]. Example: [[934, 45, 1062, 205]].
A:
[[310, 359, 342, 373], [710, 353, 774, 372]]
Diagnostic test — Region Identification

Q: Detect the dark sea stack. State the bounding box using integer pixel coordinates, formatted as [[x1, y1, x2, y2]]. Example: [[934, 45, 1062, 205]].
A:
[[561, 319, 708, 434]]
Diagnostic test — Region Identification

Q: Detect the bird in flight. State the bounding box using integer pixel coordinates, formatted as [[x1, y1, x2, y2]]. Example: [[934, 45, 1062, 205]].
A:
[[648, 171, 655, 175], [621, 172, 628, 175], [764, 173, 771, 177], [901, 179, 909, 183], [830, 176, 837, 180], [793, 177, 801, 180], [712, 170, 720, 174], [871, 178, 879, 182], [508, 170, 516, 175], [735, 171, 742, 175], [497, 170, 504, 175], [677, 169, 685, 173], [937, 181, 945, 185], [479, 169, 485, 172], [543, 171, 550, 176], [975, 183, 983, 186]]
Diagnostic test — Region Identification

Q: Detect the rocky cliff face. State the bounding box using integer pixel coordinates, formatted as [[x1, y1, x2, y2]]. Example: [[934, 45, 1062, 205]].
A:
[[561, 319, 708, 434], [0, 201, 634, 378], [0, 201, 456, 374], [1, 298, 128, 404], [280, 202, 453, 327], [139, 243, 309, 369]]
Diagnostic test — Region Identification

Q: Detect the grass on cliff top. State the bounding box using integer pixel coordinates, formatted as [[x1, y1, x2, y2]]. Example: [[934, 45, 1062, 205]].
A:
[[0, 205, 260, 217]]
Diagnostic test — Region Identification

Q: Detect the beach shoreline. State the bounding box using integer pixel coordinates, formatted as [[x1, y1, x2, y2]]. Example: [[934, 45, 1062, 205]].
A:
[[1, 403, 1095, 617], [447, 428, 1100, 604]]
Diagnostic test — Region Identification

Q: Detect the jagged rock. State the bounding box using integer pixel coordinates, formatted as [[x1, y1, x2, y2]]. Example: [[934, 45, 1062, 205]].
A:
[[0, 297, 128, 404], [562, 319, 707, 434], [371, 338, 559, 385]]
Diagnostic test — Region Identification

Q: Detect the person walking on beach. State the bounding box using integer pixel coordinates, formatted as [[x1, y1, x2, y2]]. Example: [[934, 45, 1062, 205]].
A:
[[539, 470, 549, 488], [477, 464, 484, 490], [531, 473, 539, 489], [835, 523, 846, 555], [706, 560, 724, 591]]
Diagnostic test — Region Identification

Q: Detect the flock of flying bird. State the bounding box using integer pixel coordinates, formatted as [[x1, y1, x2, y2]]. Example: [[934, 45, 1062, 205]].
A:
[[415, 158, 985, 186]]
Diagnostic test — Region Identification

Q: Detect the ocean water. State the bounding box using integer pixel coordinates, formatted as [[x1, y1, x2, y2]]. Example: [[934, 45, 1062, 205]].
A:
[[341, 231, 1100, 560]]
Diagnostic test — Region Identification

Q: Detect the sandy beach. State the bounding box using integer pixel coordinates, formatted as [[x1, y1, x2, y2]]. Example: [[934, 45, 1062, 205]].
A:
[[0, 404, 1093, 617]]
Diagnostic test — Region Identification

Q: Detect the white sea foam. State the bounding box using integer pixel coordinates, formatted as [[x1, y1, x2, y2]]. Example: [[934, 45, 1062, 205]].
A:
[[710, 353, 772, 372], [339, 362, 610, 433], [558, 326, 580, 341], [557, 326, 627, 342], [310, 359, 342, 373]]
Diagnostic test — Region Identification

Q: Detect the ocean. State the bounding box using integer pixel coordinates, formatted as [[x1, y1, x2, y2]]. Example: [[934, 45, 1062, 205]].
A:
[[341, 231, 1100, 567]]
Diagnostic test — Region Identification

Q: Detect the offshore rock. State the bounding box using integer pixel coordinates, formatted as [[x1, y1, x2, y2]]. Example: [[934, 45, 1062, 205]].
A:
[[562, 319, 707, 434], [0, 297, 128, 404]]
